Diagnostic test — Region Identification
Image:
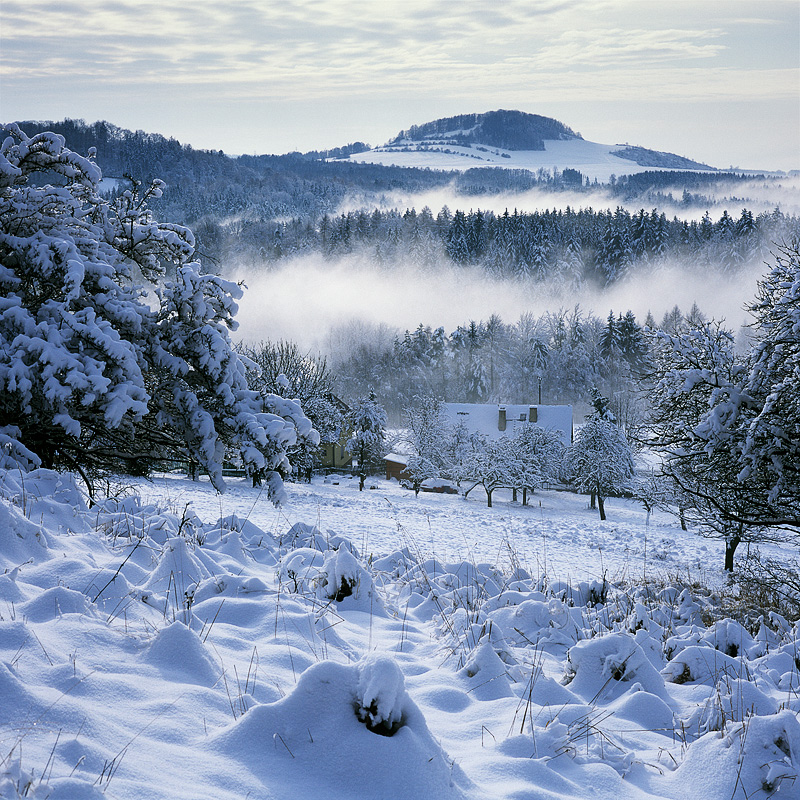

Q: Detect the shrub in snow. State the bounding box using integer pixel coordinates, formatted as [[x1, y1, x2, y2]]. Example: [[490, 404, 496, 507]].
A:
[[215, 658, 470, 799], [320, 547, 364, 601], [701, 618, 757, 659], [695, 676, 778, 733], [280, 521, 357, 555], [279, 547, 325, 594], [0, 125, 308, 499], [563, 632, 670, 703], [488, 597, 582, 649], [356, 653, 407, 735], [662, 645, 749, 686], [279, 545, 381, 610]]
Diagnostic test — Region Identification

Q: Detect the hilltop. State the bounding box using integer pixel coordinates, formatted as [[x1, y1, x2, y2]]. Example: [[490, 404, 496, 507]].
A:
[[345, 109, 717, 181]]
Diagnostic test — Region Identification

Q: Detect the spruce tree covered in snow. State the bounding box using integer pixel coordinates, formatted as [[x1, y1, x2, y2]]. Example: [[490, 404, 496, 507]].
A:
[[732, 242, 800, 524], [565, 415, 635, 520], [346, 392, 387, 490], [646, 246, 800, 549], [0, 124, 308, 499]]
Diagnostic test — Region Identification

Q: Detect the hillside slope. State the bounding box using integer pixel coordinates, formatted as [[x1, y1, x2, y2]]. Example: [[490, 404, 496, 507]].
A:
[[346, 110, 717, 181]]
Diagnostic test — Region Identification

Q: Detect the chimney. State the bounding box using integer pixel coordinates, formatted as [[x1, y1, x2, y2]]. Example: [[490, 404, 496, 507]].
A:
[[528, 406, 538, 423], [498, 405, 507, 431]]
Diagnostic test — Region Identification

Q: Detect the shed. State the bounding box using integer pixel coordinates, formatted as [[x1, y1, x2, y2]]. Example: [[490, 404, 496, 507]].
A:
[[384, 453, 410, 481]]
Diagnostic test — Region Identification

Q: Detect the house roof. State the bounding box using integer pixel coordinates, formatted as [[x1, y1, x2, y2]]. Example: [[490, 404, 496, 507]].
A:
[[442, 403, 573, 446]]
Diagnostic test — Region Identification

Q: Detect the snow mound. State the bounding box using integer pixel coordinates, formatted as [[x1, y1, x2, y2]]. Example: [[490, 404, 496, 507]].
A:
[[666, 711, 800, 800], [143, 621, 221, 686], [214, 657, 471, 799], [564, 632, 670, 703]]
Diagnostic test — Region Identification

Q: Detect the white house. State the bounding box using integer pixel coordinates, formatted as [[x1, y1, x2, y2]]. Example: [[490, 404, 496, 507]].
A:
[[441, 403, 573, 447]]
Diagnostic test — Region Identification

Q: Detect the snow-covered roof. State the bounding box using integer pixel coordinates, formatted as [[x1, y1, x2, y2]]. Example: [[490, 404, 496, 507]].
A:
[[442, 403, 573, 447], [384, 453, 410, 465]]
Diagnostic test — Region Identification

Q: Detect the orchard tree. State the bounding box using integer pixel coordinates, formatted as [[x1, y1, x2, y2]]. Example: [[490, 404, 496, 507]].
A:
[[403, 395, 452, 495], [645, 319, 780, 570], [0, 125, 309, 501], [461, 434, 515, 507], [346, 392, 387, 490], [565, 418, 635, 520], [510, 424, 564, 504]]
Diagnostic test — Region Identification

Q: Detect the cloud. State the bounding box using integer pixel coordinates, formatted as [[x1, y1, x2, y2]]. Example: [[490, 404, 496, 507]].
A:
[[3, 0, 795, 103], [3, 0, 796, 172]]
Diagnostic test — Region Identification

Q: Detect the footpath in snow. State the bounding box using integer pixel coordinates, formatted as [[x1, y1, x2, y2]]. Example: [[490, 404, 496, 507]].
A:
[[0, 468, 798, 800]]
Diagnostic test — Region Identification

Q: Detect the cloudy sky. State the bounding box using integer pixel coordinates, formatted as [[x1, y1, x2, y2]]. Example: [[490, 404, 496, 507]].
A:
[[3, 0, 798, 170]]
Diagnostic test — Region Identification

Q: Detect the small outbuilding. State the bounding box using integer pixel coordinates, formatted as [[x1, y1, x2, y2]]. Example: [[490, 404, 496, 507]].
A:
[[384, 453, 410, 481]]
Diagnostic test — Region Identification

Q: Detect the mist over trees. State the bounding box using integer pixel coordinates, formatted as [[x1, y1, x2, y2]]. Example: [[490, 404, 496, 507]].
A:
[[329, 306, 655, 421], [3, 119, 799, 581]]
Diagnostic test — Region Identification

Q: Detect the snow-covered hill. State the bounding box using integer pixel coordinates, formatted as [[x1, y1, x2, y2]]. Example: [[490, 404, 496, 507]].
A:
[[1, 468, 798, 800], [339, 109, 717, 182]]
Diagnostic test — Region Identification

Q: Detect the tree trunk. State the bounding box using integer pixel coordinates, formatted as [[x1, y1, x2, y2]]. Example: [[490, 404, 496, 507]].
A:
[[724, 534, 741, 572], [598, 495, 606, 520], [512, 488, 517, 502], [679, 508, 687, 531], [487, 487, 493, 508], [522, 487, 528, 506], [590, 491, 597, 509]]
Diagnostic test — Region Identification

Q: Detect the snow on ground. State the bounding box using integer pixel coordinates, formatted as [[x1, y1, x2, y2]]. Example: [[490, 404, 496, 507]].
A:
[[134, 472, 741, 589], [342, 139, 710, 183], [1, 468, 798, 800]]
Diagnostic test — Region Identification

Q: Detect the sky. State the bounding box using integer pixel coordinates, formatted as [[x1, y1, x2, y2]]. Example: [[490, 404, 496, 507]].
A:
[[2, 0, 799, 171]]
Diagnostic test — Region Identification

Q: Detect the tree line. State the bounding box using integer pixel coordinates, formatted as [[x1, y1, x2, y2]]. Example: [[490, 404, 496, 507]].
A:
[[329, 305, 686, 423]]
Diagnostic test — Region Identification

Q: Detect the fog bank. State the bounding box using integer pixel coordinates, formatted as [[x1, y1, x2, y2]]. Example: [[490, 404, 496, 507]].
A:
[[233, 252, 764, 351]]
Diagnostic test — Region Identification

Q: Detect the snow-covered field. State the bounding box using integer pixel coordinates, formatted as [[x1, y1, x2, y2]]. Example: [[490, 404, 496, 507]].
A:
[[1, 468, 798, 799], [342, 139, 711, 183]]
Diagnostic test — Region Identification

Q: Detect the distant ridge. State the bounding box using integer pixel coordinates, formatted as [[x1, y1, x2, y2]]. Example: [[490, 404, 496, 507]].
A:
[[344, 108, 718, 179], [610, 145, 715, 171], [389, 110, 580, 152]]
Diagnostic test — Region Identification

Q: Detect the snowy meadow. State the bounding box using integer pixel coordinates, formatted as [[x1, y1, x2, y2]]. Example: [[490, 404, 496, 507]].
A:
[[1, 468, 798, 800]]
